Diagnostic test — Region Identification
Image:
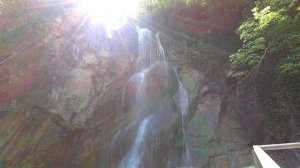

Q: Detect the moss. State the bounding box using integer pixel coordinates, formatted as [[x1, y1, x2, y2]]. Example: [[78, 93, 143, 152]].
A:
[[175, 138, 184, 149], [0, 27, 27, 51], [179, 72, 196, 98], [0, 134, 5, 147], [0, 157, 5, 168], [0, 103, 22, 114], [189, 110, 216, 157], [19, 157, 46, 168]]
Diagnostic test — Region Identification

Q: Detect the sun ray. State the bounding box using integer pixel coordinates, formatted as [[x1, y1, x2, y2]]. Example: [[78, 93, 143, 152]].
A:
[[74, 0, 139, 36]]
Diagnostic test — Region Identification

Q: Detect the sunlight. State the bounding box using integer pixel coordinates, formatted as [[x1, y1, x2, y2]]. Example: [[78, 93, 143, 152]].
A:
[[76, 0, 139, 35]]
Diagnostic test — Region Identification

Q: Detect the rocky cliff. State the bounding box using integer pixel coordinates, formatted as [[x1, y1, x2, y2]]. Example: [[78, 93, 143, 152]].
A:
[[0, 3, 273, 168]]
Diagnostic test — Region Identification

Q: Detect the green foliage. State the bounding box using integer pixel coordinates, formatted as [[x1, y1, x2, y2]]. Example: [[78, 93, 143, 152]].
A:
[[139, 0, 249, 15], [176, 40, 218, 71], [230, 0, 300, 141], [280, 34, 300, 74], [138, 0, 179, 14], [230, 3, 300, 77], [163, 30, 241, 77], [190, 40, 229, 70]]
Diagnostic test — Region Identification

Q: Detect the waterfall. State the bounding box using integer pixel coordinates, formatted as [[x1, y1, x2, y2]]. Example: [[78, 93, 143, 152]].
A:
[[156, 32, 167, 62], [179, 82, 191, 166], [118, 27, 191, 167], [156, 31, 191, 167], [119, 117, 150, 168], [136, 28, 152, 70]]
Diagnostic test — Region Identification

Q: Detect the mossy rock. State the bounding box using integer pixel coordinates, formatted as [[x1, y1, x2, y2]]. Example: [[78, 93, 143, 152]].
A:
[[0, 27, 26, 51], [189, 110, 216, 157], [179, 72, 196, 98]]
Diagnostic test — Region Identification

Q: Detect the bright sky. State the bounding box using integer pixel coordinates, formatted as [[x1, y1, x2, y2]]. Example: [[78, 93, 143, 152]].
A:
[[76, 0, 139, 35]]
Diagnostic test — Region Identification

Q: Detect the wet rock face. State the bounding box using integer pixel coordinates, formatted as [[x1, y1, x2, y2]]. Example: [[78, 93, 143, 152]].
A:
[[0, 107, 77, 168], [108, 62, 183, 168], [0, 43, 40, 104], [47, 67, 96, 125], [0, 6, 154, 168], [143, 62, 179, 97], [123, 62, 179, 115], [16, 11, 136, 127], [178, 67, 257, 168], [31, 50, 99, 126], [108, 96, 181, 168]]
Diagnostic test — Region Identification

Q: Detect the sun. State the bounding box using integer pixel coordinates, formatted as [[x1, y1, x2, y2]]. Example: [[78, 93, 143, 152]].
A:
[[75, 0, 139, 35]]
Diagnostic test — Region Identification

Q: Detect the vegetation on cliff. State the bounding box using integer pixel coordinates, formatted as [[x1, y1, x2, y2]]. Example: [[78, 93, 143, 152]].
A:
[[229, 0, 300, 141], [1, 0, 299, 148], [145, 0, 300, 142]]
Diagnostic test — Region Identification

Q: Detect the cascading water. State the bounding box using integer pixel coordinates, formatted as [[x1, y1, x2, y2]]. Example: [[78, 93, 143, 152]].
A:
[[136, 28, 153, 70], [156, 30, 191, 167], [117, 27, 191, 168], [179, 81, 191, 166], [156, 32, 167, 62], [119, 117, 150, 168]]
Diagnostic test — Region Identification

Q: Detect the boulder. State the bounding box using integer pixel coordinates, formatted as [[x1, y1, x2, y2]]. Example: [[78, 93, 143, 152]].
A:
[[123, 62, 179, 114]]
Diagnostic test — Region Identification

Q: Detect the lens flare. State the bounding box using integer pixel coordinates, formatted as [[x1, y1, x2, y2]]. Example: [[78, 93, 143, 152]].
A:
[[76, 0, 139, 35]]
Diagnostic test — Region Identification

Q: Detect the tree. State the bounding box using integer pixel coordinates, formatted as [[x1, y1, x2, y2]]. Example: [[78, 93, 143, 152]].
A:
[[229, 0, 300, 141], [229, 0, 300, 77]]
